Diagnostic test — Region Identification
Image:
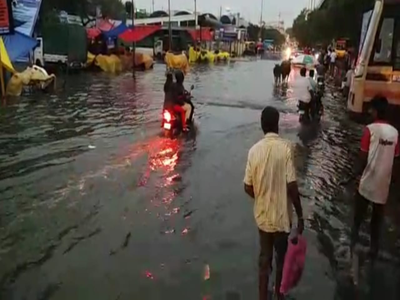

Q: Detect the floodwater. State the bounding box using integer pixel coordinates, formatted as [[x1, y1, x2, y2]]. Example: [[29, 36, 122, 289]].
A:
[[0, 61, 399, 300]]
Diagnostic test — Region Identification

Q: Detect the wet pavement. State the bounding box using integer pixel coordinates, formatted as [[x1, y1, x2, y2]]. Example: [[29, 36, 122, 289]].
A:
[[1, 61, 400, 300]]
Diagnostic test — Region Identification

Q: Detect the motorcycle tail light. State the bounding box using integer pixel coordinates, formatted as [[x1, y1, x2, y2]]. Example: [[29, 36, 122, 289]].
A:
[[163, 111, 172, 122]]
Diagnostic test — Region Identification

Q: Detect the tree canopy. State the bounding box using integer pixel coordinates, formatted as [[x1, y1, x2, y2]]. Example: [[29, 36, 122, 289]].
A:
[[41, 0, 126, 24], [292, 0, 375, 47], [247, 24, 286, 46]]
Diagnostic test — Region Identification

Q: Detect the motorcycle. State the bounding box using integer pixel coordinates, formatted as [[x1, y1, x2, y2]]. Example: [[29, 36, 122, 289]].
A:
[[297, 100, 310, 124], [298, 88, 324, 124], [162, 85, 194, 136], [317, 76, 325, 92]]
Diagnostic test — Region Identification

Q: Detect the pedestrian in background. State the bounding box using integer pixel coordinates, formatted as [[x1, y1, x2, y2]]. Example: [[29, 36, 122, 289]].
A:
[[244, 107, 304, 300], [351, 96, 399, 263]]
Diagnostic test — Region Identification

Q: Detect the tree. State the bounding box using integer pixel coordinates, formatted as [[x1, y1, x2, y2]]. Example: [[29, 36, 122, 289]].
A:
[[291, 0, 375, 47], [285, 27, 293, 37], [40, 0, 125, 25], [263, 28, 286, 46], [247, 23, 286, 46]]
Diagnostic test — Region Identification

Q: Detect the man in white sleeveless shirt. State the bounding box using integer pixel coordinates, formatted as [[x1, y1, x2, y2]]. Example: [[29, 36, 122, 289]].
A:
[[351, 96, 399, 262]]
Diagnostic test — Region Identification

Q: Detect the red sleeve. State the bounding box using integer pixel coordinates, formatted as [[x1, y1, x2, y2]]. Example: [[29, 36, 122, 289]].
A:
[[395, 136, 399, 157], [360, 127, 371, 152]]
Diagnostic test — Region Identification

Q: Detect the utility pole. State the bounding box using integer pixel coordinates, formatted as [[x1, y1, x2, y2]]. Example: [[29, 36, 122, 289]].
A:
[[259, 0, 264, 40], [168, 0, 172, 51], [194, 0, 198, 28], [194, 0, 199, 43], [131, 0, 136, 79], [152, 0, 155, 13]]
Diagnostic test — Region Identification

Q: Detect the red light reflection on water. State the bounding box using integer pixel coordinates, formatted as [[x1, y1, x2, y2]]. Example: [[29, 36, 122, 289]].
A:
[[144, 271, 154, 280], [127, 136, 180, 190], [148, 140, 179, 173]]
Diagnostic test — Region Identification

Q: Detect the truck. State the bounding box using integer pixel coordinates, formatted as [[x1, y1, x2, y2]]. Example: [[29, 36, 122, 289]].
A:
[[135, 34, 188, 60], [135, 39, 163, 59], [34, 23, 88, 70]]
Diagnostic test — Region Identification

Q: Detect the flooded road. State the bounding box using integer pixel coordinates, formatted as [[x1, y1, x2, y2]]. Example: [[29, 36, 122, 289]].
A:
[[1, 61, 399, 300]]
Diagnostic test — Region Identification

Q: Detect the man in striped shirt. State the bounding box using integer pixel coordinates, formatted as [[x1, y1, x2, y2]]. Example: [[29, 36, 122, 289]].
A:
[[244, 107, 304, 300]]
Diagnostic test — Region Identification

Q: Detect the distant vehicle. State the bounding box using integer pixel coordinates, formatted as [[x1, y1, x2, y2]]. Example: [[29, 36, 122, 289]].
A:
[[34, 23, 87, 70], [136, 39, 163, 59], [263, 39, 274, 50], [243, 41, 257, 56], [335, 39, 348, 58], [348, 0, 400, 119]]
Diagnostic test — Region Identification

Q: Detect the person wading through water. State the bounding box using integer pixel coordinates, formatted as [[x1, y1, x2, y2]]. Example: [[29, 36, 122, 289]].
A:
[[244, 106, 304, 300], [351, 96, 399, 265]]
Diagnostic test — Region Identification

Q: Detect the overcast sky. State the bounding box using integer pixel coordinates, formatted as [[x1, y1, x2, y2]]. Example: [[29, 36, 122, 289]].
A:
[[129, 0, 312, 27]]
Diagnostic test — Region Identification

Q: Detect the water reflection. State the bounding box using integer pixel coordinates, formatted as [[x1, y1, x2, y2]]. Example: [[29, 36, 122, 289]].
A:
[[0, 62, 399, 299]]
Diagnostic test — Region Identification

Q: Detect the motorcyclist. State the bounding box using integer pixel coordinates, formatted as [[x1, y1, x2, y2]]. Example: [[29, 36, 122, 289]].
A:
[[293, 67, 312, 121], [309, 69, 323, 117], [308, 69, 317, 91], [163, 72, 173, 107], [164, 71, 193, 131]]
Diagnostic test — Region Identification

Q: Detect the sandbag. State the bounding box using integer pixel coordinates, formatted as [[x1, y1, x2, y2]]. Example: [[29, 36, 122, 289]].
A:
[[6, 66, 56, 96], [87, 52, 95, 66], [188, 47, 199, 63], [216, 52, 230, 61], [95, 54, 122, 73], [134, 53, 153, 70], [165, 52, 189, 74]]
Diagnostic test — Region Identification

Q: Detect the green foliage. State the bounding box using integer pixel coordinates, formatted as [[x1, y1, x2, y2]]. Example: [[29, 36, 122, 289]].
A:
[[285, 27, 293, 37], [247, 24, 286, 46], [136, 10, 150, 19], [292, 0, 375, 47], [40, 0, 126, 24]]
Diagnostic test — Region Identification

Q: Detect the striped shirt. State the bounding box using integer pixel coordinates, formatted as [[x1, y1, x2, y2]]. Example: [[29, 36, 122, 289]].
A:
[[244, 133, 296, 233]]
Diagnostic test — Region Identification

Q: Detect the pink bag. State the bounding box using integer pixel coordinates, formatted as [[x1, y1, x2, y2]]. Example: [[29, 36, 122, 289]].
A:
[[280, 235, 307, 295]]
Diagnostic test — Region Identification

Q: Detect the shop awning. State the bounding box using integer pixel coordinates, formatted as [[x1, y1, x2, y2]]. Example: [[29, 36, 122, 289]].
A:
[[0, 38, 14, 73], [188, 28, 214, 42], [87, 27, 102, 39], [2, 32, 38, 62], [119, 25, 161, 43], [96, 18, 115, 32], [103, 23, 129, 39]]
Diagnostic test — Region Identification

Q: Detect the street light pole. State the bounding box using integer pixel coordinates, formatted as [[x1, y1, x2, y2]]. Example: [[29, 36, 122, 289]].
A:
[[259, 0, 264, 40], [194, 0, 198, 43], [168, 0, 172, 51], [131, 0, 136, 79], [194, 0, 198, 28]]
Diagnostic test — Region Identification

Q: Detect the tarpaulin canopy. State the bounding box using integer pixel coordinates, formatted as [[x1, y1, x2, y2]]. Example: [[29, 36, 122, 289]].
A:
[[96, 18, 115, 32], [103, 23, 129, 39], [0, 38, 14, 73], [188, 28, 214, 42], [87, 27, 102, 39], [87, 18, 116, 39], [119, 25, 161, 43], [2, 32, 38, 62]]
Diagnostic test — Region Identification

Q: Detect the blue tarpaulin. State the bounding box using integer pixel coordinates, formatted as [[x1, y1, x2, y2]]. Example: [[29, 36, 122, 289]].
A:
[[103, 23, 129, 39], [3, 32, 38, 62]]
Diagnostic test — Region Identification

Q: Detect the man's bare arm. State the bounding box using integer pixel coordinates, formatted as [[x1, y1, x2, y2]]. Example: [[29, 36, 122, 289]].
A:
[[288, 181, 304, 234], [355, 151, 368, 177], [244, 184, 255, 199]]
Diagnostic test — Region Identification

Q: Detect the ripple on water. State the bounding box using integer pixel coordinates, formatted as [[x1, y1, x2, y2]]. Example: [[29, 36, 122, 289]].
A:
[[0, 62, 399, 299]]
